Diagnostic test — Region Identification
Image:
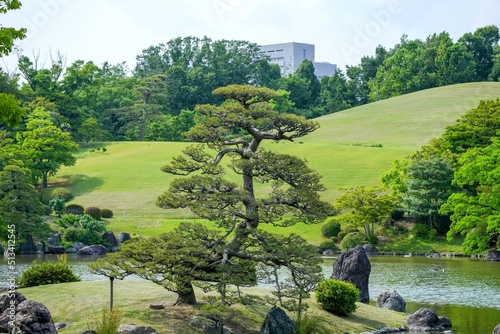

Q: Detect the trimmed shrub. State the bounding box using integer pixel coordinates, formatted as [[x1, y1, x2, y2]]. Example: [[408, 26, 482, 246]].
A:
[[412, 224, 430, 238], [321, 219, 341, 238], [428, 228, 438, 239], [62, 227, 82, 242], [66, 204, 85, 215], [84, 206, 102, 220], [315, 279, 359, 315], [49, 197, 66, 217], [101, 208, 114, 219], [49, 187, 73, 202], [19, 255, 80, 287], [340, 232, 366, 251], [319, 240, 338, 253]]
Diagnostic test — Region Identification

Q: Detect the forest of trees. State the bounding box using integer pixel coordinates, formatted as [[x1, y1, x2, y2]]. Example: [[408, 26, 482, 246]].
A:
[[1, 25, 499, 143]]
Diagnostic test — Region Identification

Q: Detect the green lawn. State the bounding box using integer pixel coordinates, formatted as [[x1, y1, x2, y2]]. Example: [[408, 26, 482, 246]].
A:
[[50, 82, 500, 242], [19, 279, 407, 334]]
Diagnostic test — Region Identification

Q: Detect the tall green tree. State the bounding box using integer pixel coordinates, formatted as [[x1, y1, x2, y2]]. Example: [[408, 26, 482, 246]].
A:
[[294, 59, 321, 107], [458, 25, 500, 81], [16, 108, 78, 187], [401, 157, 455, 231], [0, 164, 48, 241], [441, 138, 500, 254], [153, 84, 332, 302], [0, 0, 26, 57]]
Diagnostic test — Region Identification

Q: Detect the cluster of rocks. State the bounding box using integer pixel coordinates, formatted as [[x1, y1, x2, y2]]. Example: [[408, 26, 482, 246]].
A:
[[15, 231, 132, 255]]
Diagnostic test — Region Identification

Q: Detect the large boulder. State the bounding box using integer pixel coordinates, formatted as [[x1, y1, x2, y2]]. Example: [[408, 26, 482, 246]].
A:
[[117, 324, 159, 334], [102, 231, 119, 248], [0, 292, 27, 332], [376, 290, 406, 313], [406, 308, 452, 332], [117, 232, 132, 244], [331, 245, 371, 303], [487, 249, 500, 261], [259, 306, 296, 334], [1, 296, 58, 334], [493, 323, 500, 334], [73, 242, 85, 250], [18, 235, 37, 254], [77, 245, 108, 255], [46, 246, 66, 254]]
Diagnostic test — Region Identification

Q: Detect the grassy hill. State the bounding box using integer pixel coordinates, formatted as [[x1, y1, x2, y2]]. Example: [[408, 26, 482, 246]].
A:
[[51, 82, 500, 240]]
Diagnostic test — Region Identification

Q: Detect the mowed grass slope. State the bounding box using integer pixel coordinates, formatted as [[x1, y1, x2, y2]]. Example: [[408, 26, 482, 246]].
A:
[[52, 82, 500, 239]]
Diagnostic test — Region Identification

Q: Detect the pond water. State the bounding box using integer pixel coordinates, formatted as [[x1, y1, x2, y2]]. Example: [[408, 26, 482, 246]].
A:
[[1, 254, 499, 333], [323, 255, 500, 334]]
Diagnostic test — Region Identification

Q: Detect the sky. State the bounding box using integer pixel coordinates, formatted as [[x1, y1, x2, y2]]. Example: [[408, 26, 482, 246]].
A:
[[1, 0, 499, 73]]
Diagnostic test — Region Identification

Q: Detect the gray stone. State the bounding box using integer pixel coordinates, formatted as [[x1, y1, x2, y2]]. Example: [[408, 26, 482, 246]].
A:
[[102, 231, 119, 248], [439, 316, 452, 328], [493, 323, 500, 334], [376, 290, 406, 313], [487, 249, 500, 261], [0, 292, 27, 332], [323, 249, 335, 255], [34, 250, 44, 255], [117, 232, 132, 244], [35, 242, 44, 252], [10, 299, 58, 334], [73, 242, 85, 250], [331, 245, 371, 303], [407, 308, 451, 332], [363, 243, 379, 255], [77, 245, 108, 255], [118, 324, 159, 334], [47, 245, 66, 254], [47, 233, 61, 246], [18, 235, 37, 254], [66, 248, 77, 253], [259, 306, 296, 334]]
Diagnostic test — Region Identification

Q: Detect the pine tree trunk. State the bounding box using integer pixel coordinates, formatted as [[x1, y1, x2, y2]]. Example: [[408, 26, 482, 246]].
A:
[[174, 281, 197, 305]]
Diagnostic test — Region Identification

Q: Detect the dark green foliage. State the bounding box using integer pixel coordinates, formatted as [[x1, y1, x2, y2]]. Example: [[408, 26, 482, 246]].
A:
[[58, 214, 107, 245], [315, 279, 359, 315], [321, 219, 341, 238], [412, 224, 430, 238], [101, 208, 113, 219], [19, 255, 80, 287], [66, 204, 85, 215], [340, 232, 366, 251], [428, 229, 438, 239], [84, 206, 102, 220], [318, 240, 338, 253]]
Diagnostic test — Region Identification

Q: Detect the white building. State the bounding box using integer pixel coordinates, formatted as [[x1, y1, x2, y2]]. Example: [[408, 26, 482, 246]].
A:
[[259, 42, 336, 79]]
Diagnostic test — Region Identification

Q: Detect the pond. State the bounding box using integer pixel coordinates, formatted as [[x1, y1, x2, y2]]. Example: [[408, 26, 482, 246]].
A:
[[1, 254, 499, 333], [322, 255, 500, 334]]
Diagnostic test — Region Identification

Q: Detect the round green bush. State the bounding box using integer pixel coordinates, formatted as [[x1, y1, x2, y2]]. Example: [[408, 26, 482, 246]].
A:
[[84, 206, 102, 220], [337, 231, 347, 242], [101, 208, 114, 219], [321, 219, 341, 238], [315, 279, 359, 315], [428, 228, 438, 239], [340, 232, 366, 251], [62, 227, 82, 242], [49, 187, 73, 202], [66, 204, 85, 215], [19, 258, 80, 288], [319, 240, 338, 253], [412, 223, 430, 238]]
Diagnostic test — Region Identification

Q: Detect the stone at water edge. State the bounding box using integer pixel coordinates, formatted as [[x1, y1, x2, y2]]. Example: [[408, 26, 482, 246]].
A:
[[102, 231, 119, 248], [117, 232, 132, 243], [331, 245, 371, 303], [406, 308, 452, 332], [487, 249, 500, 261], [77, 244, 108, 255], [376, 290, 406, 313]]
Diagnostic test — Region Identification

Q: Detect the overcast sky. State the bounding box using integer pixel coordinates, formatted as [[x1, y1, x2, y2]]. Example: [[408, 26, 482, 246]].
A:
[[1, 0, 499, 73]]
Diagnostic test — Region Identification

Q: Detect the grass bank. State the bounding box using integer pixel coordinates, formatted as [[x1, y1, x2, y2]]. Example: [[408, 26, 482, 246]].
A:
[[18, 279, 407, 334]]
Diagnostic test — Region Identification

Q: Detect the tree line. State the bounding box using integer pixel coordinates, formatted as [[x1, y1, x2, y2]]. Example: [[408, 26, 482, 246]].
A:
[[1, 26, 499, 143]]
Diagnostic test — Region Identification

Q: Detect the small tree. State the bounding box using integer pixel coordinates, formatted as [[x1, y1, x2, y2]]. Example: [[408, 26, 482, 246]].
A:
[[335, 186, 394, 237]]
